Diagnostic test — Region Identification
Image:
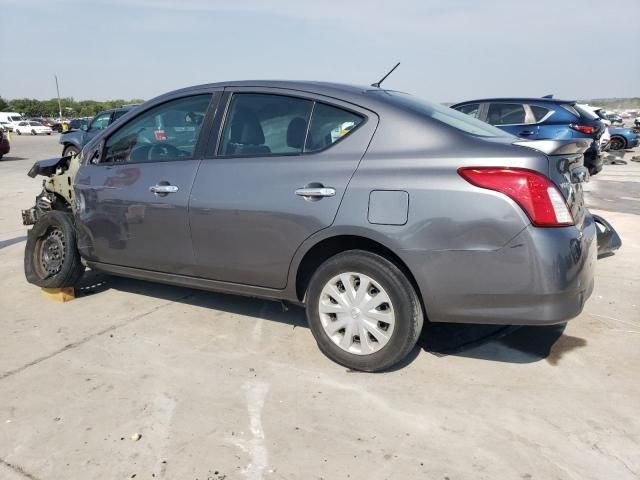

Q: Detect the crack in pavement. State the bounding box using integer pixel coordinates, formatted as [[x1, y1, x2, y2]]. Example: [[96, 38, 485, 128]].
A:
[[0, 457, 43, 480], [0, 293, 196, 382]]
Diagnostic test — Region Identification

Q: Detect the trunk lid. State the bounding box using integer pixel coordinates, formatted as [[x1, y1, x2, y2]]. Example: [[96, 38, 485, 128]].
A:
[[513, 139, 591, 227]]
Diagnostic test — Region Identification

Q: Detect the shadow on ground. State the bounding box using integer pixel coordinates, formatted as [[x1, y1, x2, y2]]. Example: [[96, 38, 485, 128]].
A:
[[76, 270, 586, 368]]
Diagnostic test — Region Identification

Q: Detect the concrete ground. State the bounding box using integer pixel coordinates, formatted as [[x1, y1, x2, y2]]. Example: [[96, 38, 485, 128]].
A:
[[0, 134, 638, 480]]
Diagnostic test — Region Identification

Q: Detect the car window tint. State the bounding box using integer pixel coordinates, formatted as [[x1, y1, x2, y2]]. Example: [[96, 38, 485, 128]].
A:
[[454, 103, 481, 119], [530, 105, 551, 122], [487, 103, 526, 125], [219, 93, 313, 157], [102, 94, 211, 164], [560, 104, 580, 118], [89, 112, 112, 132], [305, 103, 363, 152], [112, 110, 128, 121]]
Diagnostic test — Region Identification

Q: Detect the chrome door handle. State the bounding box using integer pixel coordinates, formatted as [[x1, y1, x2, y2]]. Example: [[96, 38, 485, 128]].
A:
[[149, 185, 179, 194], [295, 187, 336, 198]]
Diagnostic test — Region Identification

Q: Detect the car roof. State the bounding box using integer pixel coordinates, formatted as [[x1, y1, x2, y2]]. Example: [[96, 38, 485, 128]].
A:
[[452, 97, 576, 106]]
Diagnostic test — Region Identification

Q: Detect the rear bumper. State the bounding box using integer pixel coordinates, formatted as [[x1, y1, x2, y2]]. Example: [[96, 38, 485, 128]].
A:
[[404, 216, 597, 325]]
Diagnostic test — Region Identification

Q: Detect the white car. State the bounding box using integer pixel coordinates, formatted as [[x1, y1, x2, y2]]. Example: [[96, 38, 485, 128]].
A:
[[579, 104, 611, 150], [15, 121, 53, 136]]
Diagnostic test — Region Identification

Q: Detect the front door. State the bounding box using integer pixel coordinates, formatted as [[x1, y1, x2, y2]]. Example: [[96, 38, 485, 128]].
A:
[[74, 93, 214, 274], [189, 89, 378, 289]]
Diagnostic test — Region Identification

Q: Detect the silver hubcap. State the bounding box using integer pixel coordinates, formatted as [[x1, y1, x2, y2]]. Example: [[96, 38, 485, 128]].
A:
[[318, 272, 395, 355]]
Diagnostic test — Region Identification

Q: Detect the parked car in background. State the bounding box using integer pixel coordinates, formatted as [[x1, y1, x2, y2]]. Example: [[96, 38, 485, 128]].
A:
[[0, 129, 10, 159], [22, 81, 600, 371], [451, 97, 605, 174], [579, 104, 611, 150], [606, 113, 623, 125], [608, 127, 639, 151], [29, 118, 55, 128], [15, 121, 53, 136], [0, 112, 26, 131], [59, 106, 135, 157], [68, 118, 90, 131]]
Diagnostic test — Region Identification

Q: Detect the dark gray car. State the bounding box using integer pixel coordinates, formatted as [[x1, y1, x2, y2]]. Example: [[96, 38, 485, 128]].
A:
[[22, 81, 597, 371]]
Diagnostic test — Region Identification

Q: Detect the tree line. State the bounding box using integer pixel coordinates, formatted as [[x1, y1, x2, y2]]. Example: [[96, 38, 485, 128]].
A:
[[0, 96, 145, 118]]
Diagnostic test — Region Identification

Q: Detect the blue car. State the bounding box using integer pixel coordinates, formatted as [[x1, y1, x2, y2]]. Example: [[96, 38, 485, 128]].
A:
[[451, 97, 605, 174], [608, 127, 638, 151]]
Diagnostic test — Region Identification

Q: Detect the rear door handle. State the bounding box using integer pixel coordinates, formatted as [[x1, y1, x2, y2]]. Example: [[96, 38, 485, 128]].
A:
[[519, 130, 535, 136], [295, 187, 336, 198], [149, 184, 179, 194]]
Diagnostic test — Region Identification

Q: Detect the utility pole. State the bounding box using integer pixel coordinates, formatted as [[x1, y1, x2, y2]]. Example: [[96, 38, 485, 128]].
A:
[[54, 75, 62, 120]]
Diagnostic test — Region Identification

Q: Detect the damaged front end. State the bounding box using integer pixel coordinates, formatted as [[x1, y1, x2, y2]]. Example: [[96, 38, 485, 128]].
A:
[[22, 154, 81, 225]]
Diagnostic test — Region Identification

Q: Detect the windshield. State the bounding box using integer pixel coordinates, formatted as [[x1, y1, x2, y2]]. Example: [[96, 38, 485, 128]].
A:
[[368, 90, 512, 138], [10, 116, 23, 122]]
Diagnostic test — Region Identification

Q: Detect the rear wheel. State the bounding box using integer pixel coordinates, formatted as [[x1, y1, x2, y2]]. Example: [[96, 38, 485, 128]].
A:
[[24, 211, 85, 288], [306, 250, 423, 372], [62, 145, 80, 157], [609, 136, 626, 151], [16, 130, 21, 135], [31, 129, 37, 136]]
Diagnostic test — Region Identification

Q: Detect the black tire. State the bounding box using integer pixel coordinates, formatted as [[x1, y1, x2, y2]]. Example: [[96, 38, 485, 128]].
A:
[[31, 130, 37, 136], [24, 211, 84, 288], [305, 250, 424, 372], [16, 130, 21, 135], [62, 145, 80, 157], [609, 136, 626, 151]]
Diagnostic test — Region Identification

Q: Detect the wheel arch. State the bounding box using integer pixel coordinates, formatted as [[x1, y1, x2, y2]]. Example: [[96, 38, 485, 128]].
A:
[[293, 233, 425, 317]]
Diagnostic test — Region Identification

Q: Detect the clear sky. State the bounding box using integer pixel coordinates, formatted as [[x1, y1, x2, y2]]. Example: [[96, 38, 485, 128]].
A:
[[1, 0, 638, 103]]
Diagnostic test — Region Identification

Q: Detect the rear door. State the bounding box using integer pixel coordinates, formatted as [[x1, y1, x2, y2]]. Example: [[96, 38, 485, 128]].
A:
[[189, 88, 378, 288], [75, 92, 217, 274]]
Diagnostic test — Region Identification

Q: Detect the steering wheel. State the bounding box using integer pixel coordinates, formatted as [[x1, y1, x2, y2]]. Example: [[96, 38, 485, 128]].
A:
[[148, 143, 182, 161]]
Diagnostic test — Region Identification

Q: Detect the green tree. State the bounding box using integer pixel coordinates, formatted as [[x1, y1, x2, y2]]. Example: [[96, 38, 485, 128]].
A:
[[0, 96, 9, 111]]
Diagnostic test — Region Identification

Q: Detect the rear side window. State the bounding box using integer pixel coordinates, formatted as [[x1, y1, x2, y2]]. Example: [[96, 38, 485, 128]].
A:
[[219, 94, 313, 156], [560, 104, 580, 118], [305, 103, 363, 152], [487, 103, 526, 125], [530, 105, 551, 122], [454, 103, 481, 119]]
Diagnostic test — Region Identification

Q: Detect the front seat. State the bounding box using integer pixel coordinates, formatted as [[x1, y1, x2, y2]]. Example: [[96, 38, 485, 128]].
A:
[[227, 109, 270, 156]]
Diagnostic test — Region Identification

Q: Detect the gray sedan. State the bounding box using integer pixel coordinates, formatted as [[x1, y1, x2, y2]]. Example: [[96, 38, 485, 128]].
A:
[[22, 81, 597, 371]]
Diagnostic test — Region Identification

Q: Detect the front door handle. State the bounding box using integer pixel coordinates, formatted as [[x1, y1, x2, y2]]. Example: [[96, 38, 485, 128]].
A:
[[295, 187, 336, 198], [519, 130, 535, 136], [149, 184, 179, 194]]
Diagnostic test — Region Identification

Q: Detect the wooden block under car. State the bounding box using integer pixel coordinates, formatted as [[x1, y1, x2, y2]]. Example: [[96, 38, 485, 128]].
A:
[[41, 287, 76, 303]]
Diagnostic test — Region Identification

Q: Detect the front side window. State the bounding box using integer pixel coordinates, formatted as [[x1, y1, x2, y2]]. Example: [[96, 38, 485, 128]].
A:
[[454, 103, 481, 119], [88, 112, 112, 132], [102, 94, 211, 164], [486, 103, 526, 125], [112, 110, 128, 121], [305, 103, 364, 152]]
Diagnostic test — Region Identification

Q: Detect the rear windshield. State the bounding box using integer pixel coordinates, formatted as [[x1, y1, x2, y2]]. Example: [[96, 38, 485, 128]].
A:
[[369, 90, 511, 137]]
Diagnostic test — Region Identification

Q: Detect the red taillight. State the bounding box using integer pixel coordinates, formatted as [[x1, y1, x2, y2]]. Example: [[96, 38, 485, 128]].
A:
[[458, 167, 574, 227], [569, 124, 597, 135]]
